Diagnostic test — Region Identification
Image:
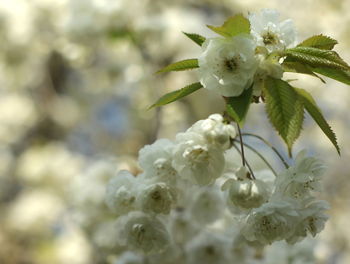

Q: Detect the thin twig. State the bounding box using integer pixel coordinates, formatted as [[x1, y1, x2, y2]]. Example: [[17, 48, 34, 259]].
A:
[[232, 143, 256, 180], [242, 133, 289, 169], [234, 139, 277, 177], [236, 123, 246, 167]]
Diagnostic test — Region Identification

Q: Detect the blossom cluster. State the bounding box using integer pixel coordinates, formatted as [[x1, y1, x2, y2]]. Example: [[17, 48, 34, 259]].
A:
[[198, 9, 296, 97], [105, 113, 329, 264]]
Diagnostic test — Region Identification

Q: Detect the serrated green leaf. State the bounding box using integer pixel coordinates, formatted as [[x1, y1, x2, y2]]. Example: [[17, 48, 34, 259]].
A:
[[225, 86, 253, 126], [263, 77, 304, 156], [310, 67, 350, 85], [298, 34, 338, 50], [295, 88, 340, 154], [149, 82, 203, 109], [207, 14, 250, 37], [183, 32, 206, 46], [285, 46, 350, 71], [156, 59, 198, 74], [282, 61, 325, 83]]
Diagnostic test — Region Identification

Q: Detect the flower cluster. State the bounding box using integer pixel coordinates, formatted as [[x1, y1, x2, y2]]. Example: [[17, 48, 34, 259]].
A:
[[105, 113, 328, 263], [240, 151, 329, 245], [105, 114, 234, 256], [198, 9, 296, 97]]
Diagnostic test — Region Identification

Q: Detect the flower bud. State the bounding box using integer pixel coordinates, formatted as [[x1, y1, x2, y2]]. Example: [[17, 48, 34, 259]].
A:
[[227, 178, 269, 209], [222, 167, 269, 210]]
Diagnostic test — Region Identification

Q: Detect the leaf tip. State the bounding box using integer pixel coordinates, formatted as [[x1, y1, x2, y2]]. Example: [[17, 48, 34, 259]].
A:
[[147, 104, 155, 110]]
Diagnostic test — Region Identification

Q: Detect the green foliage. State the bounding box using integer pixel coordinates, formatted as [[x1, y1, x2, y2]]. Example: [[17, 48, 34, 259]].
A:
[[183, 32, 206, 46], [263, 77, 304, 156], [282, 61, 325, 83], [298, 34, 338, 50], [156, 59, 198, 74], [285, 46, 350, 70], [151, 16, 347, 157], [311, 67, 350, 85], [149, 82, 203, 109], [295, 88, 340, 154], [207, 14, 250, 37], [285, 46, 350, 85], [225, 86, 253, 126]]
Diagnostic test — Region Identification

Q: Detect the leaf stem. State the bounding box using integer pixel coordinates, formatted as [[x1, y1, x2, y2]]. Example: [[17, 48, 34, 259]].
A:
[[234, 139, 277, 177], [236, 123, 246, 167], [232, 143, 256, 180], [242, 133, 289, 169]]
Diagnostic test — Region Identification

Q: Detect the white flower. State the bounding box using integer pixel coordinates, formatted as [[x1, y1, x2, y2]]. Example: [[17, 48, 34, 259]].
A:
[[105, 170, 137, 215], [147, 245, 185, 264], [172, 132, 225, 185], [115, 251, 144, 264], [274, 151, 326, 199], [253, 52, 284, 96], [190, 187, 225, 225], [137, 182, 175, 215], [138, 139, 178, 184], [286, 199, 329, 244], [169, 207, 200, 245], [185, 232, 232, 264], [188, 114, 236, 149], [241, 200, 299, 245], [198, 35, 258, 97], [249, 9, 296, 52], [263, 239, 316, 264], [224, 177, 270, 210], [116, 211, 170, 254], [222, 167, 271, 212]]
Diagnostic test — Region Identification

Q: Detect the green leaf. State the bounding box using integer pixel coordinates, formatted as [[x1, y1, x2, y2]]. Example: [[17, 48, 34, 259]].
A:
[[263, 77, 304, 156], [149, 82, 203, 109], [285, 46, 350, 71], [282, 61, 325, 83], [298, 34, 338, 50], [310, 67, 350, 85], [183, 32, 206, 46], [156, 59, 198, 74], [207, 14, 250, 37], [295, 88, 340, 154], [225, 86, 253, 126], [285, 46, 350, 85]]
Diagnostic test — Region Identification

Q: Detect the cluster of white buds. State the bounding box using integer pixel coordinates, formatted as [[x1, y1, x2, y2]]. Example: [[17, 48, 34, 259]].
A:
[[198, 9, 296, 97], [104, 112, 328, 263]]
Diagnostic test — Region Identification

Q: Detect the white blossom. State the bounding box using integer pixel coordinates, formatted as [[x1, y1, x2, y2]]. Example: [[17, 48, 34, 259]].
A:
[[147, 244, 185, 264], [185, 232, 232, 264], [115, 251, 144, 264], [116, 211, 170, 254], [274, 151, 326, 199], [138, 139, 178, 184], [188, 114, 236, 149], [241, 200, 299, 245], [136, 182, 175, 215], [105, 170, 137, 215], [222, 167, 270, 210], [198, 35, 258, 97], [225, 178, 270, 210], [169, 207, 200, 245], [172, 132, 225, 185], [249, 9, 296, 52], [253, 52, 284, 96], [286, 199, 329, 244], [263, 239, 316, 264], [190, 187, 225, 225]]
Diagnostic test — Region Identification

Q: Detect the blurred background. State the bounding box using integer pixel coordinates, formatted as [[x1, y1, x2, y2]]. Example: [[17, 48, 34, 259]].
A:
[[0, 0, 349, 263]]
